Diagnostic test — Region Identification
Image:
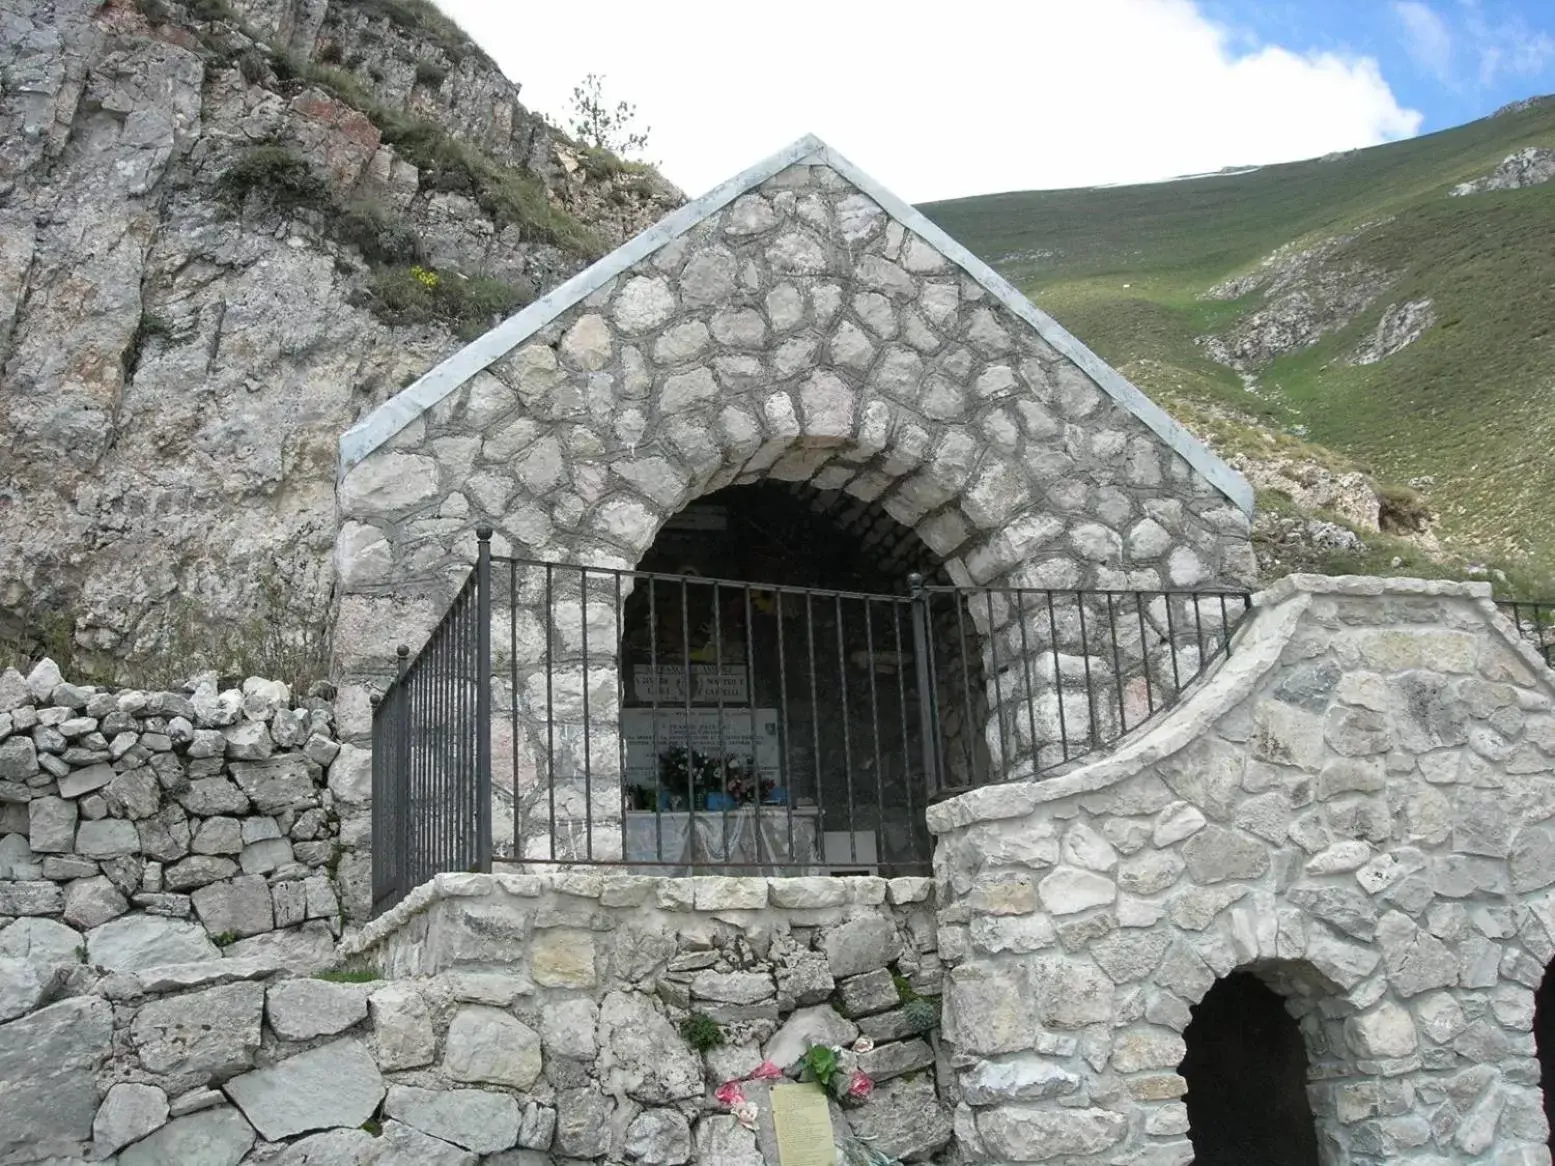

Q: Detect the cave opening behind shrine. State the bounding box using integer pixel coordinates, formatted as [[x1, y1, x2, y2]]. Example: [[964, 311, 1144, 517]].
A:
[[617, 481, 987, 876]]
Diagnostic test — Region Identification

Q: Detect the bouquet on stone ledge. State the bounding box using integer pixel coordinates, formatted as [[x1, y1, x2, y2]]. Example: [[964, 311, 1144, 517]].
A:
[[713, 1037, 877, 1131], [655, 747, 767, 809]]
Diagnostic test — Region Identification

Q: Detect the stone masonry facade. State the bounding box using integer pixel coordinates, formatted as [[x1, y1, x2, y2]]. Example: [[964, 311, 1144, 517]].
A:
[[2, 868, 948, 1164], [331, 139, 1258, 863], [929, 576, 1555, 1165], [8, 583, 1555, 1161]]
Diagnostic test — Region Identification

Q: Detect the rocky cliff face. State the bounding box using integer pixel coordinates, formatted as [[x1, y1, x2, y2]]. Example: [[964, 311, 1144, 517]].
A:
[[0, 0, 682, 678]]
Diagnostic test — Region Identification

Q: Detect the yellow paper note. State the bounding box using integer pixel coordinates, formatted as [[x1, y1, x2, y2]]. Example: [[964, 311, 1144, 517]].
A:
[[771, 1082, 836, 1166]]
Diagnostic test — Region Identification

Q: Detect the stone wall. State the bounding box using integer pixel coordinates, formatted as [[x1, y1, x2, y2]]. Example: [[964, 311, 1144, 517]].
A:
[[0, 658, 369, 991], [1, 869, 951, 1164], [927, 576, 1555, 1164], [10, 578, 1555, 1163]]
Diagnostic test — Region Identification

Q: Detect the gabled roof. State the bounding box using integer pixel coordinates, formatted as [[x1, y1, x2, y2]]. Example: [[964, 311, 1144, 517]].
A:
[[339, 134, 1253, 515]]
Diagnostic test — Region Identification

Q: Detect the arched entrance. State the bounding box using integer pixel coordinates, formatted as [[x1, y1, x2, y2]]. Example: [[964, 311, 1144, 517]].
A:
[[1179, 971, 1322, 1166], [335, 139, 1259, 914], [614, 480, 983, 876]]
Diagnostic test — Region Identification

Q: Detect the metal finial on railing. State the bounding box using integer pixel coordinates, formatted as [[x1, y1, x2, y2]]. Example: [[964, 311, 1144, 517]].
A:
[[395, 644, 410, 676], [476, 525, 493, 542]]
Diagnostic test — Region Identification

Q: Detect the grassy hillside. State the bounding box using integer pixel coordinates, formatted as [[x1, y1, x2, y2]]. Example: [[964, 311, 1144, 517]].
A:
[[920, 98, 1555, 585]]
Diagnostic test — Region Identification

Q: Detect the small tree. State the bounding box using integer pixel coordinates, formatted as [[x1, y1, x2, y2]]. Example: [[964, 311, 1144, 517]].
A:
[[568, 73, 649, 157]]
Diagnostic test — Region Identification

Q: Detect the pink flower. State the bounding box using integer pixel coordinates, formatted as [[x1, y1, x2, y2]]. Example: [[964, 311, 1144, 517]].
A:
[[715, 1080, 746, 1107], [851, 1036, 875, 1054], [748, 1060, 784, 1081], [847, 1070, 874, 1099], [732, 1100, 759, 1131]]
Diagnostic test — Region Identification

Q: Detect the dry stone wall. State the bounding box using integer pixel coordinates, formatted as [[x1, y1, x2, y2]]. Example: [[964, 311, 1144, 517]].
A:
[[0, 658, 371, 992], [0, 869, 951, 1164], [928, 576, 1555, 1165]]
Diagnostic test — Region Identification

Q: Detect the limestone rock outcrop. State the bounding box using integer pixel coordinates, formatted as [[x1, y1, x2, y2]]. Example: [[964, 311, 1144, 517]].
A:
[[1452, 146, 1555, 196], [0, 0, 681, 675]]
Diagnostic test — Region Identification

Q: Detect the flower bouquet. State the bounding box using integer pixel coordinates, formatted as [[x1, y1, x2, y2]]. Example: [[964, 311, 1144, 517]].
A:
[[799, 1038, 875, 1108]]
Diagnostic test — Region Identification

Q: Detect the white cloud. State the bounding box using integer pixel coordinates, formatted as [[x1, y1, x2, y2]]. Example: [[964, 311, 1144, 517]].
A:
[[434, 0, 1421, 203], [1394, 1, 1455, 83], [1463, 5, 1555, 87], [1393, 0, 1555, 90]]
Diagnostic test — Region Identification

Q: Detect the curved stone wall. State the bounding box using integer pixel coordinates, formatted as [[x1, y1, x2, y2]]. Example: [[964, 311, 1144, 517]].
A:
[[928, 576, 1555, 1164]]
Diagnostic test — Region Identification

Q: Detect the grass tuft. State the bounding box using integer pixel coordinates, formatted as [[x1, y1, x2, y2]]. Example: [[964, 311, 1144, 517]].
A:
[[217, 145, 330, 213], [335, 199, 424, 267], [679, 1011, 725, 1052], [364, 264, 532, 340]]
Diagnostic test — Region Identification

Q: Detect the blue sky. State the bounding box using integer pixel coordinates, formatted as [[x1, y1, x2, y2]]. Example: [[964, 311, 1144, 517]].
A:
[[439, 0, 1555, 202], [1204, 0, 1555, 132]]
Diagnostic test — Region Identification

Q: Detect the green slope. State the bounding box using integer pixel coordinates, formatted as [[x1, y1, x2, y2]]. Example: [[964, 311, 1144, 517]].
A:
[[920, 99, 1555, 577]]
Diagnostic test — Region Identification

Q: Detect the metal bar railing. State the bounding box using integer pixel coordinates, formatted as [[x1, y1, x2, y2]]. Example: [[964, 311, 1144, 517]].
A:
[[916, 583, 1253, 795], [499, 558, 938, 876], [495, 557, 1252, 876], [368, 529, 494, 914], [372, 543, 1256, 903], [1497, 600, 1555, 667]]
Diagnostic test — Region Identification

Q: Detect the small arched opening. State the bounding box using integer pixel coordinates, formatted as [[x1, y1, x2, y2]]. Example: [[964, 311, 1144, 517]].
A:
[[1179, 970, 1322, 1166], [1536, 962, 1555, 1150], [616, 480, 988, 876]]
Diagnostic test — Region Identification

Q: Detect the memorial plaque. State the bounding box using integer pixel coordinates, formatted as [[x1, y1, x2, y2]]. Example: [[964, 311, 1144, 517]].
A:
[[621, 707, 780, 785], [770, 1083, 835, 1166]]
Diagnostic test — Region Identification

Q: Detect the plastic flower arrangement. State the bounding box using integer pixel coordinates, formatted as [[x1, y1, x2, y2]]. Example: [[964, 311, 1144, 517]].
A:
[[799, 1042, 875, 1108], [713, 1078, 761, 1130], [651, 748, 767, 808], [714, 1046, 878, 1144]]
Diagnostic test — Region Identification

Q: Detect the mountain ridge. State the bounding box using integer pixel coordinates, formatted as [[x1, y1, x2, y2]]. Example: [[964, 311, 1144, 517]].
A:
[[920, 95, 1555, 593]]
